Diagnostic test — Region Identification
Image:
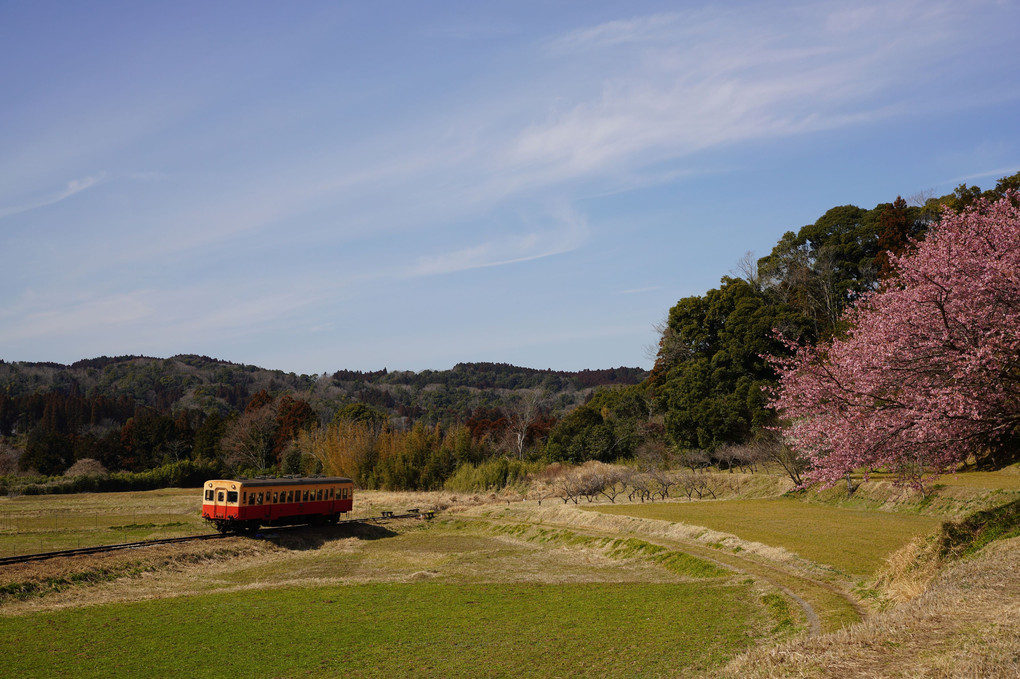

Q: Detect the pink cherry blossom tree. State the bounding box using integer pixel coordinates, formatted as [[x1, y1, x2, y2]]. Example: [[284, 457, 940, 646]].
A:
[[769, 193, 1020, 491]]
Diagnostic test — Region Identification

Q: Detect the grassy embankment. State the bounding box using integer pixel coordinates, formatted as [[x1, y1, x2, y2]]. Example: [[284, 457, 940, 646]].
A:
[[591, 498, 942, 577]]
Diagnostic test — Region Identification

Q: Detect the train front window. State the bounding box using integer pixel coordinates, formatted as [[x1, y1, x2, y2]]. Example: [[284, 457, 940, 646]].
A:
[[217, 491, 224, 502], [205, 490, 214, 501], [227, 491, 238, 503]]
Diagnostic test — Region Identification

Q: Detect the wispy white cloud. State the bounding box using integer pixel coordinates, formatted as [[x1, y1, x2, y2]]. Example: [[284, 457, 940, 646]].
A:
[[0, 174, 105, 220], [0, 282, 323, 350], [21, 1, 992, 275], [944, 166, 1020, 186], [492, 1, 986, 192], [0, 289, 153, 344], [547, 12, 683, 52], [407, 204, 588, 277]]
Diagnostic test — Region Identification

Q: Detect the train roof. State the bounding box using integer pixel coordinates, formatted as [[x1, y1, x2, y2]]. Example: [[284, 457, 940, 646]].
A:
[[206, 477, 353, 488]]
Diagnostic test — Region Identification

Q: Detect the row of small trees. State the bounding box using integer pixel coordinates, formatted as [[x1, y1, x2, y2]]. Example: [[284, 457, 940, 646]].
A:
[[549, 464, 722, 505]]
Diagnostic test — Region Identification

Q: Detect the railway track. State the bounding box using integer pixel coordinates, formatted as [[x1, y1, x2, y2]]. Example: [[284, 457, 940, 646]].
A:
[[0, 509, 434, 567], [0, 533, 230, 567]]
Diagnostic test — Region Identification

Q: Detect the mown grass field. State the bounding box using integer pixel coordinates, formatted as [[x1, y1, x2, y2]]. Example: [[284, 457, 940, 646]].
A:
[[590, 497, 942, 576], [0, 581, 767, 678]]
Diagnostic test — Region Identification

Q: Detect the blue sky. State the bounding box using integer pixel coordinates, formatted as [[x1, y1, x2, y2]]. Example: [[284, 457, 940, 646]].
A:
[[2, 1, 1018, 375]]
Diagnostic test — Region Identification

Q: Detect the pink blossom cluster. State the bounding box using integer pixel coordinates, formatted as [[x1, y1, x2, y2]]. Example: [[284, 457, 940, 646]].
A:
[[769, 193, 1020, 490]]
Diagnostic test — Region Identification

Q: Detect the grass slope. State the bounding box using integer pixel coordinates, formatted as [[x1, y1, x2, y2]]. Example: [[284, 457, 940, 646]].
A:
[[591, 497, 942, 577]]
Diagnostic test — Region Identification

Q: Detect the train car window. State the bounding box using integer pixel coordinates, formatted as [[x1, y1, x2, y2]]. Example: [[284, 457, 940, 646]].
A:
[[273, 492, 279, 503], [257, 492, 264, 505], [227, 491, 238, 503], [328, 488, 334, 499], [302, 490, 308, 501], [287, 490, 294, 502], [242, 492, 247, 504], [217, 491, 224, 502], [317, 489, 323, 501], [205, 490, 214, 501]]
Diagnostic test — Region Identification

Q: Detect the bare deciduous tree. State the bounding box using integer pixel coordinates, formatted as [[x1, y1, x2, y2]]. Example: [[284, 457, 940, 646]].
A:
[[222, 405, 278, 473], [759, 433, 808, 487], [0, 441, 20, 476], [557, 473, 582, 504], [627, 473, 654, 503], [598, 467, 630, 503], [733, 250, 762, 294], [677, 469, 718, 500], [505, 390, 544, 460], [648, 467, 678, 500]]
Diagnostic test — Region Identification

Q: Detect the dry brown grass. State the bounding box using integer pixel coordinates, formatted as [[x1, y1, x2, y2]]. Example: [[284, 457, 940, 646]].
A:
[[873, 535, 944, 603], [0, 536, 270, 615], [352, 488, 507, 515], [710, 536, 1020, 678], [473, 502, 825, 578]]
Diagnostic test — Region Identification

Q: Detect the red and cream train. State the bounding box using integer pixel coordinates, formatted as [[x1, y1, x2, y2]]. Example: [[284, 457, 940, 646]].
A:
[[201, 476, 354, 533]]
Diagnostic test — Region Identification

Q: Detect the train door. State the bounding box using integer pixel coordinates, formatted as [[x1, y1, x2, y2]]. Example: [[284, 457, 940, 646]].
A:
[[213, 487, 227, 519]]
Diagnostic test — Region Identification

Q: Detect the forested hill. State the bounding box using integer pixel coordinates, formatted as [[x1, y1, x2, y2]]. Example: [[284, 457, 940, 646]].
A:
[[335, 362, 645, 390], [0, 355, 644, 417]]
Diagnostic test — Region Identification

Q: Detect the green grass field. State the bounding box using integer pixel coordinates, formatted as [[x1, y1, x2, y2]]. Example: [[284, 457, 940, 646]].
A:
[[0, 577, 767, 678], [590, 497, 942, 576]]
